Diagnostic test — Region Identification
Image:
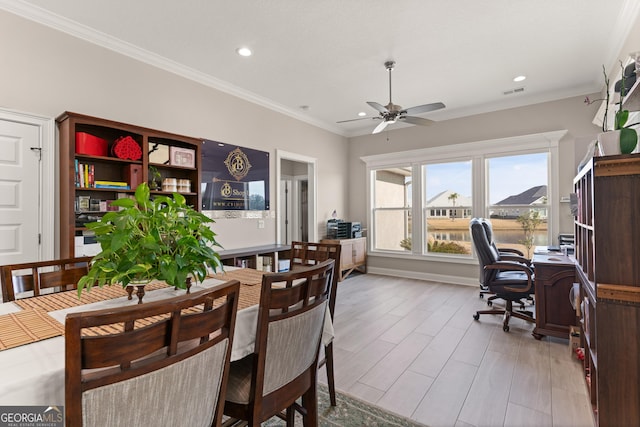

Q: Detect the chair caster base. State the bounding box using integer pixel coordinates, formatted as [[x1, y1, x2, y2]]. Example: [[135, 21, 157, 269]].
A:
[[503, 324, 510, 332], [473, 312, 480, 321]]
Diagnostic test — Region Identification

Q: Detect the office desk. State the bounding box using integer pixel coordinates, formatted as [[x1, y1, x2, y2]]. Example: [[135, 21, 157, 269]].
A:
[[532, 251, 578, 340]]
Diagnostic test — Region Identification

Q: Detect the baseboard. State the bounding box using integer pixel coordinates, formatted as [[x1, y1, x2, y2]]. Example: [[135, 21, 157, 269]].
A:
[[366, 266, 478, 287]]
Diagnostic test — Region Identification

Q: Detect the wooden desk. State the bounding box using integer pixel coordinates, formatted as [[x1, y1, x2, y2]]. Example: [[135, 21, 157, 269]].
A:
[[532, 252, 578, 340]]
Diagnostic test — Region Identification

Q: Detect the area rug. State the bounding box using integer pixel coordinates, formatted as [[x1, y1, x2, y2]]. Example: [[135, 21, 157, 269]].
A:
[[261, 383, 428, 427]]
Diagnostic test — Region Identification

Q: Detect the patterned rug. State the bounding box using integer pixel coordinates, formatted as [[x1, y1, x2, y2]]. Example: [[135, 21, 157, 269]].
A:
[[261, 383, 428, 427]]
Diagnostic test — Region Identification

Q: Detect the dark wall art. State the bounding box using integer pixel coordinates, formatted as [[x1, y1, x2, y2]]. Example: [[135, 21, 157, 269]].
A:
[[201, 140, 270, 211]]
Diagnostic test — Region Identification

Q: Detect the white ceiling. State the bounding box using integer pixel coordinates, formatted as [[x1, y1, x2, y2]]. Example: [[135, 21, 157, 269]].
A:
[[3, 0, 640, 136]]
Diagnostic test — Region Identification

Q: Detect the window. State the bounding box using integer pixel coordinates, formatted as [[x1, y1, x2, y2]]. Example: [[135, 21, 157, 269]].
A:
[[363, 131, 564, 260], [372, 167, 412, 251], [423, 161, 472, 255], [487, 153, 549, 257]]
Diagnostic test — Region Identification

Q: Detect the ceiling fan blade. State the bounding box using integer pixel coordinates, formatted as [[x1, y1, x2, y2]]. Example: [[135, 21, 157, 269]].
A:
[[367, 101, 389, 114], [400, 116, 434, 126], [336, 117, 377, 124], [403, 102, 446, 115], [372, 120, 391, 134]]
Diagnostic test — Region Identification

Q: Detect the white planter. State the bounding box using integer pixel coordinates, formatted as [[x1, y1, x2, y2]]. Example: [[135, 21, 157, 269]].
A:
[[597, 131, 621, 156]]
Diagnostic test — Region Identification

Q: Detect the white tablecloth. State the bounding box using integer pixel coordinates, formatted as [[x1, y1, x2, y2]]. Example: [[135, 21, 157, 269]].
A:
[[0, 277, 333, 405]]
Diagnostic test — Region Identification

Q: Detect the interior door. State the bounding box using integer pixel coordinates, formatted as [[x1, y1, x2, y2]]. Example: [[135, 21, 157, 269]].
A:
[[0, 119, 41, 265]]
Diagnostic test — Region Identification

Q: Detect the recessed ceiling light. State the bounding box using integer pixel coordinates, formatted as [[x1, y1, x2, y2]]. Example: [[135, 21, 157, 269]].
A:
[[358, 112, 367, 117], [513, 75, 526, 82], [236, 47, 252, 57]]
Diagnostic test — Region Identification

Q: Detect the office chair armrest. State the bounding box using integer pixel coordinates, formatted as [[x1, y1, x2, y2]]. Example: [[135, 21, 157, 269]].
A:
[[498, 248, 525, 256], [484, 261, 534, 293], [500, 254, 531, 266]]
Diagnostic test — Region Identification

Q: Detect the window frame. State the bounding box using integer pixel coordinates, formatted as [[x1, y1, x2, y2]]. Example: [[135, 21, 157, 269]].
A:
[[362, 130, 565, 262]]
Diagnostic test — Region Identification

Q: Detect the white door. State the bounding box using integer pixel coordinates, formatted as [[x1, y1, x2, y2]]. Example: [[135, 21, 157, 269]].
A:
[[0, 119, 41, 265]]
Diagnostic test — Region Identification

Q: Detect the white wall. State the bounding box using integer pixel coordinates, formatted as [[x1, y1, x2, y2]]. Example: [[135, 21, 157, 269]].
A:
[[0, 10, 349, 251]]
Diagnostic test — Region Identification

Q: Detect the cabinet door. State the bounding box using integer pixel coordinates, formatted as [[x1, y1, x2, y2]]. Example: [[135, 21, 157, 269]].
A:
[[340, 241, 355, 269], [353, 238, 366, 264]]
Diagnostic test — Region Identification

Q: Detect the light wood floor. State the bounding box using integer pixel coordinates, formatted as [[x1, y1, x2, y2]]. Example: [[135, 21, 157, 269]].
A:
[[318, 273, 595, 427]]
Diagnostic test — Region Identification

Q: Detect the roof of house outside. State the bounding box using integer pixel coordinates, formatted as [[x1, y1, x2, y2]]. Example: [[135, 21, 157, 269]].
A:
[[495, 185, 547, 206], [426, 190, 472, 208]]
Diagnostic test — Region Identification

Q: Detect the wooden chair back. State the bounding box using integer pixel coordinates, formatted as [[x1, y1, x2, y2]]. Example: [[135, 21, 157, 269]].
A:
[[223, 260, 334, 425], [0, 256, 92, 302], [65, 280, 240, 427], [289, 241, 341, 316]]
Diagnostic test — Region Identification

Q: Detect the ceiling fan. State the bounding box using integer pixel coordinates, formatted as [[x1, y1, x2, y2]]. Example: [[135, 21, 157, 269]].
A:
[[338, 61, 445, 134]]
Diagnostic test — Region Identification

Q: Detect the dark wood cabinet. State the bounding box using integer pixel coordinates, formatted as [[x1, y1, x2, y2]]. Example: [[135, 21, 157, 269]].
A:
[[574, 153, 640, 426], [532, 253, 577, 340], [57, 112, 202, 258]]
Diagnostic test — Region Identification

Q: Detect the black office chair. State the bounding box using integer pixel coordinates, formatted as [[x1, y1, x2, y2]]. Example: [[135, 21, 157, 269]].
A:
[[471, 219, 531, 303], [470, 218, 535, 332]]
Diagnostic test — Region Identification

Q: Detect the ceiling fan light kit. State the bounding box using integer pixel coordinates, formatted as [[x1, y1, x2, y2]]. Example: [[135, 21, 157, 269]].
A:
[[338, 60, 446, 134]]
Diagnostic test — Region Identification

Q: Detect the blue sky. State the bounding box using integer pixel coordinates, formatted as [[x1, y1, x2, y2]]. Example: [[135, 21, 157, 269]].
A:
[[425, 153, 548, 204]]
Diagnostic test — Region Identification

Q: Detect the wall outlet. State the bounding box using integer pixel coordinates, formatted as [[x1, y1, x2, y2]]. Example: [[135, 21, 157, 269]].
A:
[[258, 220, 265, 229]]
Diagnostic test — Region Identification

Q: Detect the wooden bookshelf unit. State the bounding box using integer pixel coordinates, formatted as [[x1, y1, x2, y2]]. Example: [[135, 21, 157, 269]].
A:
[[57, 112, 201, 258], [573, 153, 640, 426]]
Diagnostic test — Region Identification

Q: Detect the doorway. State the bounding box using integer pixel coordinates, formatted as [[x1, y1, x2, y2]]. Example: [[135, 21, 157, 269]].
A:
[[0, 109, 55, 266], [276, 151, 317, 244]]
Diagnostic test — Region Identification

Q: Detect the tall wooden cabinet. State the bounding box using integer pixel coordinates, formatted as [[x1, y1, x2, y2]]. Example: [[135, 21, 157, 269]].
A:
[[574, 153, 640, 426], [57, 112, 201, 258]]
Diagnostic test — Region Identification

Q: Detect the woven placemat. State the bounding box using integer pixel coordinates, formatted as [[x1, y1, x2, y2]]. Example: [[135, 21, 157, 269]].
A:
[[13, 281, 169, 312], [4, 279, 264, 343], [0, 309, 64, 351], [210, 268, 264, 286]]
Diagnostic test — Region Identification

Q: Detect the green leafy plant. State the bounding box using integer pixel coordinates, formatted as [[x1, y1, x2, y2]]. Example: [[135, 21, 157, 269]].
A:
[[585, 62, 639, 154], [148, 165, 162, 190], [77, 183, 222, 295], [516, 210, 543, 258]]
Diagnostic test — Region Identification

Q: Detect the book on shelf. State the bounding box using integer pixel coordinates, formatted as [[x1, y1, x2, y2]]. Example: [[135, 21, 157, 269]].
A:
[[95, 184, 131, 190], [94, 180, 129, 187], [76, 162, 96, 188]]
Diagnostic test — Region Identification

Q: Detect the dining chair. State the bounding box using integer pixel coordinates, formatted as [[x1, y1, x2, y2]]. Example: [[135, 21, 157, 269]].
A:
[[65, 280, 240, 427], [469, 218, 535, 332], [289, 240, 341, 406], [0, 256, 92, 302], [223, 259, 334, 426]]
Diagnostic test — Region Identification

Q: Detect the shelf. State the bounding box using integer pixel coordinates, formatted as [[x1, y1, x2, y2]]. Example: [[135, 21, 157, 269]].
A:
[[76, 187, 133, 192], [75, 153, 142, 164], [149, 162, 197, 171], [622, 78, 640, 112], [150, 190, 197, 196]]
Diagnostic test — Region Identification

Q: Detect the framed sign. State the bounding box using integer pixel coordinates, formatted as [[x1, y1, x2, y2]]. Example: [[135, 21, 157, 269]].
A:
[[201, 140, 269, 211], [169, 146, 196, 168]]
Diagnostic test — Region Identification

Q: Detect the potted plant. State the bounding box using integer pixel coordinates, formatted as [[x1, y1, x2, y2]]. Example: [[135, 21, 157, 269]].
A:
[[77, 183, 222, 297], [585, 62, 639, 155], [148, 165, 162, 190]]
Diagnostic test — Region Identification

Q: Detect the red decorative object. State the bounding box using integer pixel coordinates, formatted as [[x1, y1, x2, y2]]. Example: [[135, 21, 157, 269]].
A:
[[75, 132, 107, 156], [112, 136, 142, 160]]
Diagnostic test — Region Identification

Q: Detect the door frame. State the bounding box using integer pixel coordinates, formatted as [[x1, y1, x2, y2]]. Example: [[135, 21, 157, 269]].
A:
[[0, 108, 55, 261], [276, 150, 317, 244]]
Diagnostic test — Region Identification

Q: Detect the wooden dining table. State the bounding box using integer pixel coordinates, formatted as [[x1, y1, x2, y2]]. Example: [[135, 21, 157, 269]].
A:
[[0, 267, 334, 406]]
